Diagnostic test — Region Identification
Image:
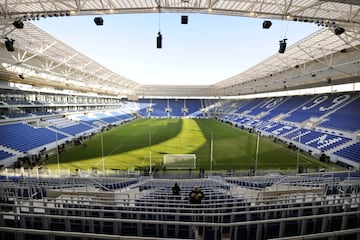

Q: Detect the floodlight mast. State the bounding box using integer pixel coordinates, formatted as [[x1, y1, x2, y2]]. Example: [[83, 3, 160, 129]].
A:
[[296, 131, 301, 175], [149, 132, 152, 175], [210, 132, 214, 176], [255, 131, 260, 176], [101, 130, 105, 176], [56, 130, 60, 175]]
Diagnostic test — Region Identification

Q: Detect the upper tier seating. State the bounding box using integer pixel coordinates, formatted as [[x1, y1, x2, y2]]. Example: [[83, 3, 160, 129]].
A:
[[247, 97, 286, 116], [259, 95, 314, 121], [234, 98, 264, 114], [284, 93, 355, 123], [318, 95, 360, 132]]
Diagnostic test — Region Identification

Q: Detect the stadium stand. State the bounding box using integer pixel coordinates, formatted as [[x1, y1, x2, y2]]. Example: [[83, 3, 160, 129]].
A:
[[258, 95, 314, 121], [0, 150, 15, 162], [185, 99, 203, 117], [283, 93, 355, 123], [0, 123, 67, 153], [136, 99, 152, 117], [71, 115, 103, 127], [282, 128, 352, 152], [0, 174, 359, 240], [150, 99, 168, 117], [1, 92, 360, 169], [318, 95, 360, 132], [49, 123, 94, 137], [169, 99, 184, 117], [93, 113, 122, 124], [334, 142, 360, 164], [110, 111, 135, 122], [213, 92, 360, 170], [234, 98, 265, 114], [0, 5, 359, 240], [1, 2, 360, 238]]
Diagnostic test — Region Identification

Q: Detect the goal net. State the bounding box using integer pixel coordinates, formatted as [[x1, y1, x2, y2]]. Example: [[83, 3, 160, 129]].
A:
[[163, 154, 196, 170]]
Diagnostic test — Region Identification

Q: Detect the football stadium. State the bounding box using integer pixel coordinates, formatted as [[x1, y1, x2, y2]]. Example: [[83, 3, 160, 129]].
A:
[[0, 1, 360, 240]]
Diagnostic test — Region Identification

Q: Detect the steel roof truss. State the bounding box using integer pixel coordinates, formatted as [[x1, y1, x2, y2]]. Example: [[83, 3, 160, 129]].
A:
[[338, 35, 360, 52]]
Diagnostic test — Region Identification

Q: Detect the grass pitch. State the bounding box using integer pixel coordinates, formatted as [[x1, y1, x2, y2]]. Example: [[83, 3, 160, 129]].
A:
[[46, 118, 336, 172]]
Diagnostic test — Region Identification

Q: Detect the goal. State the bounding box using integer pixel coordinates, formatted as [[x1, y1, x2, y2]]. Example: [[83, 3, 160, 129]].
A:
[[163, 154, 196, 170]]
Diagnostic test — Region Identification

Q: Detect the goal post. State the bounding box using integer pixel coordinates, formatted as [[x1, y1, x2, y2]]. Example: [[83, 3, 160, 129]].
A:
[[163, 154, 196, 170]]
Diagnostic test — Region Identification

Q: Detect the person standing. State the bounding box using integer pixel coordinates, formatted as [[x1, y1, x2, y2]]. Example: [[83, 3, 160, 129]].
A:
[[172, 182, 181, 195]]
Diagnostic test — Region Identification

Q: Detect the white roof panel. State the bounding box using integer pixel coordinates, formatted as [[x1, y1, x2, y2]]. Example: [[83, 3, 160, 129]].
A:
[[0, 0, 359, 97]]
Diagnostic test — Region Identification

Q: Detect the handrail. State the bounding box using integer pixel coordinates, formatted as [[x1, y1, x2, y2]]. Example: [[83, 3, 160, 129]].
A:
[[0, 227, 173, 240], [90, 179, 111, 191], [269, 228, 360, 240], [1, 210, 359, 227], [1, 196, 359, 220]]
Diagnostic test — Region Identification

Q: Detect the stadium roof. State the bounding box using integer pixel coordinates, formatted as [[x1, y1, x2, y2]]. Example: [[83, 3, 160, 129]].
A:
[[0, 0, 359, 97]]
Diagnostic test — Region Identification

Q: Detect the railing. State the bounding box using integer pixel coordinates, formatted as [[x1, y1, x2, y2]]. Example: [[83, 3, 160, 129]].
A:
[[0, 167, 141, 178]]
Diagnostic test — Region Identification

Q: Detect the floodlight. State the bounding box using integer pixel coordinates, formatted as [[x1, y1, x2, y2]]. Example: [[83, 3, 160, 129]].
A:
[[334, 27, 345, 35], [5, 38, 15, 52], [13, 20, 24, 29], [262, 20, 272, 29], [278, 39, 287, 54], [157, 32, 162, 49], [94, 17, 104, 26], [181, 16, 188, 24]]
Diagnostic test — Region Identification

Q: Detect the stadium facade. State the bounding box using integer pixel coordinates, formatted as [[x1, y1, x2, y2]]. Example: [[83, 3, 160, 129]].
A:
[[0, 1, 359, 240]]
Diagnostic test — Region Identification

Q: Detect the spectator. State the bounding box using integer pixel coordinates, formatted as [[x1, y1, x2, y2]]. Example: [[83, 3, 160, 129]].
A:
[[199, 168, 205, 178], [189, 186, 205, 204], [172, 182, 181, 195]]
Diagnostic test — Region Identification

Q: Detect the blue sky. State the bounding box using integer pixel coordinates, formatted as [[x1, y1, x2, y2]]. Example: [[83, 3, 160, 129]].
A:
[[35, 13, 320, 85]]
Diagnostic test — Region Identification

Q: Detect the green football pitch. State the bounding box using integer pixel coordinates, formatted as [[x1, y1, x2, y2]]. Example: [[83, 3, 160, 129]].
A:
[[46, 118, 337, 172]]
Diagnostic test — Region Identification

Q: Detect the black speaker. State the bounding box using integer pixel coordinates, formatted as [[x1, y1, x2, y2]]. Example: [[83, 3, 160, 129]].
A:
[[334, 27, 345, 35], [157, 32, 162, 49], [262, 20, 272, 29], [278, 39, 287, 54], [94, 17, 103, 26], [181, 15, 188, 24], [13, 20, 24, 29], [5, 39, 15, 52]]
